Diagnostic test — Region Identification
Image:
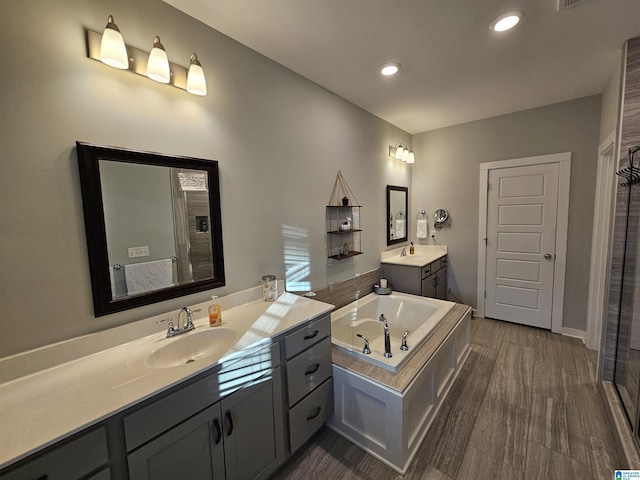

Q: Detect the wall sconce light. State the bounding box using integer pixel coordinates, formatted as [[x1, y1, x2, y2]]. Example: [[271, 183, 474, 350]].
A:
[[146, 36, 170, 83], [389, 144, 415, 164], [87, 15, 207, 96], [187, 54, 207, 96], [99, 15, 128, 69]]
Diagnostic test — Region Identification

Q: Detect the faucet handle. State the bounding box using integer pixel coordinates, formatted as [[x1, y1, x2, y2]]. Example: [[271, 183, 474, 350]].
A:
[[156, 318, 175, 337], [400, 330, 410, 351], [356, 333, 371, 355]]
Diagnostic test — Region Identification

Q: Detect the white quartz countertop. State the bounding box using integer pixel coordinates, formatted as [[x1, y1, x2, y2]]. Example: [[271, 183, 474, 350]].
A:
[[380, 245, 448, 267], [0, 292, 334, 469]]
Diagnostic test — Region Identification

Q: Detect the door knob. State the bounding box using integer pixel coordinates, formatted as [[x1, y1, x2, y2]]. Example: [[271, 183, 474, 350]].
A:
[[544, 253, 553, 259]]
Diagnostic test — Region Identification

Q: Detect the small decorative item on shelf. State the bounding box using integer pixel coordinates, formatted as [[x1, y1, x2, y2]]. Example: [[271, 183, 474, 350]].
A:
[[342, 243, 350, 256], [342, 196, 349, 206]]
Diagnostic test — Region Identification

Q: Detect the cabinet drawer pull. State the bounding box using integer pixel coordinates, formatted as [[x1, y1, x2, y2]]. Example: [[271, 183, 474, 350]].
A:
[[225, 410, 234, 436], [306, 406, 322, 420], [304, 363, 320, 375], [303, 330, 319, 341], [213, 417, 222, 444]]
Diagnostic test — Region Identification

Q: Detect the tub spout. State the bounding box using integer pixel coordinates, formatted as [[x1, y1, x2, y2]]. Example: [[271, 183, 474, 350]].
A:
[[379, 314, 392, 358]]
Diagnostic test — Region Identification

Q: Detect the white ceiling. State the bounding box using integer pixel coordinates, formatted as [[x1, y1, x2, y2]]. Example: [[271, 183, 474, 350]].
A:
[[164, 0, 640, 134]]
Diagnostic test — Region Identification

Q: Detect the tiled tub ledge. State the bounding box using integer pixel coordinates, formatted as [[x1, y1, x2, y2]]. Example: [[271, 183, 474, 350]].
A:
[[328, 303, 472, 474]]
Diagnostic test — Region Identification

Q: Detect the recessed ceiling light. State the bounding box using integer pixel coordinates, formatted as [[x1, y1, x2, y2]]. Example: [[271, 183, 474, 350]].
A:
[[490, 10, 524, 32], [380, 62, 400, 76]]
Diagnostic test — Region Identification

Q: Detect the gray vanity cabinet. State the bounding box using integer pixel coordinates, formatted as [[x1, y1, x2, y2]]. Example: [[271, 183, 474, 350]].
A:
[[382, 255, 448, 300], [0, 427, 109, 480], [127, 369, 284, 480]]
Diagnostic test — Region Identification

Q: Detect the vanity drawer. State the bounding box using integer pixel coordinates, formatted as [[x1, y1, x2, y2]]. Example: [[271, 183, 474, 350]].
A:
[[440, 255, 448, 268], [421, 264, 431, 278], [0, 427, 108, 480], [288, 378, 334, 453], [285, 314, 331, 359], [286, 337, 332, 406]]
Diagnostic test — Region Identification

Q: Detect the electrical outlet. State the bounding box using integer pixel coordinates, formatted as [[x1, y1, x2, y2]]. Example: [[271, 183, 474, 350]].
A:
[[128, 246, 150, 258]]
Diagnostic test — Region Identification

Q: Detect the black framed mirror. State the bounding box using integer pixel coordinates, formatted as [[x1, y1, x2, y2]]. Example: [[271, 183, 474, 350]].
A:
[[76, 142, 225, 316], [386, 185, 409, 245]]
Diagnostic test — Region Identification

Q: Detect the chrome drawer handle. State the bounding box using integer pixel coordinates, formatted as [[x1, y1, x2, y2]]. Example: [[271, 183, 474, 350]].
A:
[[306, 406, 322, 420]]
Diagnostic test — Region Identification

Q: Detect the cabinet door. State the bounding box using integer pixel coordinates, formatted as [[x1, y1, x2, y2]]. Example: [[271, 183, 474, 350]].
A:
[[128, 403, 225, 480], [421, 272, 437, 298], [435, 268, 448, 300], [221, 367, 285, 480]]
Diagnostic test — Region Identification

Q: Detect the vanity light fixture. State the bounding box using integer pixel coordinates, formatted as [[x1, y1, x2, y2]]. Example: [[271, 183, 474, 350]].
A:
[[99, 15, 128, 69], [490, 10, 524, 32], [389, 144, 415, 164], [146, 36, 170, 83], [86, 15, 208, 96], [187, 53, 207, 96], [380, 62, 400, 76]]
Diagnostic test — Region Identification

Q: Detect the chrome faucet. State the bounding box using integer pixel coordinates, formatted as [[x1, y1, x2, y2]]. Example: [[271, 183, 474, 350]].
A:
[[163, 307, 197, 338], [400, 247, 407, 257], [379, 314, 392, 358], [356, 333, 371, 355]]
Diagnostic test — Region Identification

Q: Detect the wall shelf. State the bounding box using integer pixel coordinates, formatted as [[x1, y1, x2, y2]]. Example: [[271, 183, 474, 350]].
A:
[[326, 172, 363, 261]]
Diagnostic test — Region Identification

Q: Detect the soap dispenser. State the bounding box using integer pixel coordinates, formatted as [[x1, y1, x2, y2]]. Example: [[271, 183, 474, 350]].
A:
[[409, 242, 415, 255], [209, 297, 222, 327]]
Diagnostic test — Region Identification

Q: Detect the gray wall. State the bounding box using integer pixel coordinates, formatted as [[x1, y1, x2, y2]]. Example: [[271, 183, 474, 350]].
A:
[[0, 0, 411, 357], [411, 96, 602, 331], [600, 57, 623, 143]]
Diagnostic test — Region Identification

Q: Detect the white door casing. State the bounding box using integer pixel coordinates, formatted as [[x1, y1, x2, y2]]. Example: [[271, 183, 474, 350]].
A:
[[477, 153, 571, 333]]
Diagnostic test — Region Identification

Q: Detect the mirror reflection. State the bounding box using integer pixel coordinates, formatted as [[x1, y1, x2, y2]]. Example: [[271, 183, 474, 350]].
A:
[[77, 142, 225, 316], [100, 161, 213, 298], [386, 185, 409, 245]]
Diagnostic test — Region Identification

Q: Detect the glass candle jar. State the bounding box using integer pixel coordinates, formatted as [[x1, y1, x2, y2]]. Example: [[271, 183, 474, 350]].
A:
[[262, 275, 277, 302]]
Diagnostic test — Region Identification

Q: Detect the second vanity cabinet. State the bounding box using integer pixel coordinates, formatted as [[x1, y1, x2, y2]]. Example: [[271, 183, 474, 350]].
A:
[[126, 342, 285, 480], [382, 255, 448, 300]]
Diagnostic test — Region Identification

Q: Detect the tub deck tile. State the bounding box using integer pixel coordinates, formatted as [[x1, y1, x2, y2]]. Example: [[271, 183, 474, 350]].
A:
[[331, 303, 471, 393]]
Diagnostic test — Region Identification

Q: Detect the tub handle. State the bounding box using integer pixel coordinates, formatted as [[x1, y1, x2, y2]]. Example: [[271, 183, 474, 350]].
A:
[[306, 406, 322, 420], [305, 363, 320, 375], [304, 330, 319, 340], [400, 330, 410, 351], [356, 333, 371, 355]]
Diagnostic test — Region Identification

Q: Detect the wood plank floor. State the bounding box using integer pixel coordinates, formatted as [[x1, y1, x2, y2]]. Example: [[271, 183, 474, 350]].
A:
[[272, 317, 625, 479]]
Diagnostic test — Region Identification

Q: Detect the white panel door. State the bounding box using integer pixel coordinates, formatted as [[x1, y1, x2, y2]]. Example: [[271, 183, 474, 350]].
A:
[[485, 163, 559, 328]]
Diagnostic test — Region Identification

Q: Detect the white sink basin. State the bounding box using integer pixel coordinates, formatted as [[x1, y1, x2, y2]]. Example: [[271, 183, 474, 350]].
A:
[[132, 328, 239, 370]]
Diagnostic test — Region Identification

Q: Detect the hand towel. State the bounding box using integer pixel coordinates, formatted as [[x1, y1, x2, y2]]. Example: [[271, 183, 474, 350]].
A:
[[125, 259, 173, 295], [417, 219, 428, 239], [395, 219, 405, 238]]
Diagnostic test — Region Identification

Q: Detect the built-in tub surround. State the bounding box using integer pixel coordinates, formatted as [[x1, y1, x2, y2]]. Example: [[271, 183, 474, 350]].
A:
[[331, 293, 454, 371], [0, 289, 333, 470], [329, 301, 471, 473]]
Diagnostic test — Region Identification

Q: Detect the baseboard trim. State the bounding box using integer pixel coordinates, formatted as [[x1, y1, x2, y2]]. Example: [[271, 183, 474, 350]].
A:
[[561, 327, 586, 345]]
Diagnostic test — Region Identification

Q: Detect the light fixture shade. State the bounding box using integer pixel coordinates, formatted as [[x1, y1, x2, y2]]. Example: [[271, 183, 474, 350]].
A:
[[402, 149, 410, 162], [147, 36, 170, 83], [394, 145, 404, 160], [99, 15, 128, 69], [407, 151, 415, 164], [187, 53, 207, 96]]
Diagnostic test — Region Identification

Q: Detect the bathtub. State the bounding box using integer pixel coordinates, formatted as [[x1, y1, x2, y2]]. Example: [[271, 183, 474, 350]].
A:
[[331, 292, 454, 372]]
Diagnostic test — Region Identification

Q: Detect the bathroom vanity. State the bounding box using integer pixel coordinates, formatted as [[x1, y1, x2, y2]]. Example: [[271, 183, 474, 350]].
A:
[[0, 292, 334, 480], [381, 246, 448, 300]]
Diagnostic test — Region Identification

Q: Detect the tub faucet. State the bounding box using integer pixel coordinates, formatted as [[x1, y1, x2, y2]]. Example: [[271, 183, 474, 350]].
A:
[[379, 314, 392, 358], [400, 330, 410, 351], [356, 333, 371, 355], [400, 247, 407, 257]]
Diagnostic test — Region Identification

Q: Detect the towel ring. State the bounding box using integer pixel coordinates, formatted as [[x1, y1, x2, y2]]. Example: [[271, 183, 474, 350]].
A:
[[417, 210, 427, 220]]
